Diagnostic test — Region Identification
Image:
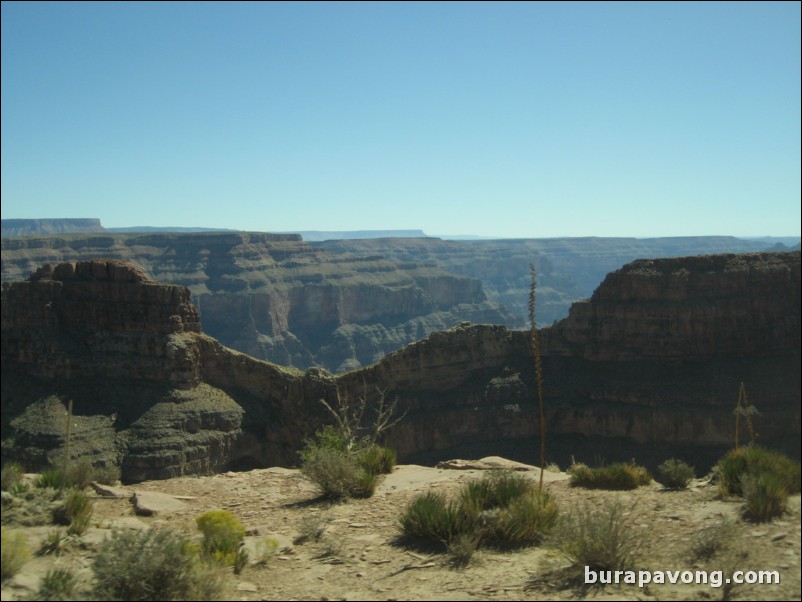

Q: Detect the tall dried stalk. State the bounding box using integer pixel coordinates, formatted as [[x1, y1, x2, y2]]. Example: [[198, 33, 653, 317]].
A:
[[734, 382, 757, 449], [529, 264, 546, 492]]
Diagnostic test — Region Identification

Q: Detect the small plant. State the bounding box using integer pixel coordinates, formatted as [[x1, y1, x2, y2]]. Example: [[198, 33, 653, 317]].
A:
[[742, 472, 788, 521], [657, 458, 695, 489], [36, 469, 65, 490], [552, 500, 644, 576], [488, 490, 559, 546], [251, 537, 280, 565], [53, 489, 94, 535], [196, 510, 246, 567], [64, 457, 95, 490], [446, 532, 480, 567], [715, 447, 800, 497], [1, 462, 24, 491], [356, 444, 397, 476], [233, 547, 249, 575], [36, 567, 78, 601], [399, 492, 469, 544], [91, 463, 122, 486], [570, 463, 651, 490], [1, 528, 30, 581], [300, 442, 366, 500], [92, 528, 222, 601], [37, 530, 68, 557], [295, 515, 327, 544], [691, 518, 736, 561]]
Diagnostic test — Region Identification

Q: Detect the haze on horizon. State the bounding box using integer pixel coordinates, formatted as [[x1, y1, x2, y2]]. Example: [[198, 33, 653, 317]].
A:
[[1, 2, 800, 239]]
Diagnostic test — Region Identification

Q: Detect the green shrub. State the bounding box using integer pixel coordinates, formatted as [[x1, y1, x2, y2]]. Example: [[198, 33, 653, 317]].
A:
[[488, 490, 559, 546], [400, 470, 558, 553], [742, 472, 788, 522], [715, 447, 801, 497], [657, 458, 695, 489], [36, 469, 65, 490], [37, 567, 78, 601], [460, 470, 533, 512], [351, 469, 379, 498], [1, 462, 24, 491], [1, 528, 30, 581], [553, 500, 643, 574], [356, 444, 396, 476], [196, 510, 246, 566], [399, 492, 470, 544], [92, 528, 222, 601], [300, 444, 366, 500], [570, 463, 651, 490]]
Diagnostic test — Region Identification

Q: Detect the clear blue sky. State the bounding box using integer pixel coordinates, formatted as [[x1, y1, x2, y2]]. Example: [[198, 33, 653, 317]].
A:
[[2, 1, 800, 238]]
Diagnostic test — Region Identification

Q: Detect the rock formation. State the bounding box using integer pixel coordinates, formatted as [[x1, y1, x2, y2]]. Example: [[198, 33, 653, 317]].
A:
[[1, 232, 513, 372], [1, 252, 799, 482]]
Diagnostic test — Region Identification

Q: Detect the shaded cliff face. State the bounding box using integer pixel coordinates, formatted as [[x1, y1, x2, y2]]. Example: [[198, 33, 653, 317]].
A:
[[338, 252, 801, 470], [2, 252, 799, 482], [1, 233, 511, 372]]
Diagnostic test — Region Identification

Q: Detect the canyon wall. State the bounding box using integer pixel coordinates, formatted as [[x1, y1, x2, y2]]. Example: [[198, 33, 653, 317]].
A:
[[2, 232, 781, 372], [1, 232, 512, 372], [1, 252, 799, 482]]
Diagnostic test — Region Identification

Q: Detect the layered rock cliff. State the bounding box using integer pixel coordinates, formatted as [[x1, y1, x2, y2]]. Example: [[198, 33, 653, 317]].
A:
[[1, 232, 512, 372], [2, 252, 799, 482]]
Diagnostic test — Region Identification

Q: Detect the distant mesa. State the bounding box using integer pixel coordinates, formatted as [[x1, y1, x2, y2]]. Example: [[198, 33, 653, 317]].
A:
[[1, 218, 106, 237]]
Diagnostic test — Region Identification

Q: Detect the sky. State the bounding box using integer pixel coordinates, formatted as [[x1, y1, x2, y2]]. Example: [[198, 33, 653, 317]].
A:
[[1, 1, 800, 238]]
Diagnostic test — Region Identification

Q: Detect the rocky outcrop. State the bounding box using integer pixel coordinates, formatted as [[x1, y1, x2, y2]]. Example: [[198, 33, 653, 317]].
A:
[[1, 232, 512, 371], [1, 260, 242, 480], [2, 252, 799, 482], [342, 252, 801, 469], [545, 252, 801, 360]]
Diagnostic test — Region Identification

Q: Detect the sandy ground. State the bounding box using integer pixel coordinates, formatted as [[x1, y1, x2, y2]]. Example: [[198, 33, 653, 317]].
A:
[[2, 459, 800, 601]]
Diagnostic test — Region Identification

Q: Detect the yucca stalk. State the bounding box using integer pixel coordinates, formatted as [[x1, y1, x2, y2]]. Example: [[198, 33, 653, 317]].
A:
[[529, 264, 546, 492], [734, 382, 757, 449]]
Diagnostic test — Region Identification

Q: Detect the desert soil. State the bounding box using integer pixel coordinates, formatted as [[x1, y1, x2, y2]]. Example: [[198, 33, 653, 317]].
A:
[[2, 459, 800, 601]]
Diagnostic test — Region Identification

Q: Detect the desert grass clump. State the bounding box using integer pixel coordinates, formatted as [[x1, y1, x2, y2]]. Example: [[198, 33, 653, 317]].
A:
[[399, 492, 470, 544], [552, 500, 643, 577], [715, 447, 800, 497], [657, 458, 695, 489], [195, 510, 246, 567], [356, 444, 397, 476], [52, 489, 94, 536], [742, 472, 789, 522], [570, 463, 651, 490], [1, 528, 31, 581], [1, 462, 24, 491], [399, 470, 558, 560], [37, 530, 69, 557], [36, 469, 65, 490], [36, 567, 79, 601], [92, 528, 222, 601]]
